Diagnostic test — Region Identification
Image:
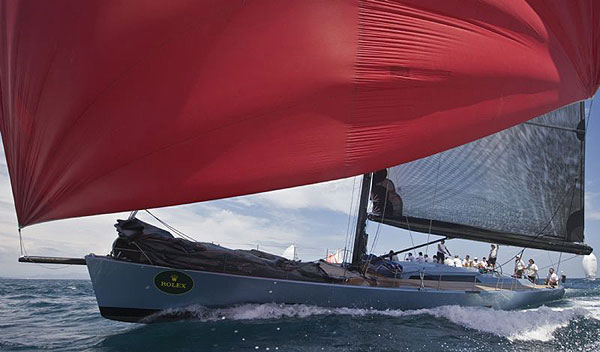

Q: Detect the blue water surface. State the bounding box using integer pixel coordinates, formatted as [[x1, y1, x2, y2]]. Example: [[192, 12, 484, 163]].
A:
[[0, 278, 599, 351]]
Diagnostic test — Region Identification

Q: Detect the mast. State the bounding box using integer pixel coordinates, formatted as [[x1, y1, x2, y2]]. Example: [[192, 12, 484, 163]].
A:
[[351, 173, 372, 265]]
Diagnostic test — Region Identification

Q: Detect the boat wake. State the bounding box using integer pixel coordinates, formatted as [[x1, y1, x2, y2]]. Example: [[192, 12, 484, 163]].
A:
[[144, 302, 597, 342]]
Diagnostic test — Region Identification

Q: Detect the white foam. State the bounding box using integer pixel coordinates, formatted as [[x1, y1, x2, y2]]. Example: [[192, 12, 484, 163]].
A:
[[150, 303, 591, 342], [424, 305, 587, 342], [561, 298, 600, 321]]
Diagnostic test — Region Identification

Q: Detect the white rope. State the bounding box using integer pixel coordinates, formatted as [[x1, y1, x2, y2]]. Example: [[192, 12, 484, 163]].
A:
[[342, 176, 359, 263], [556, 252, 564, 274]]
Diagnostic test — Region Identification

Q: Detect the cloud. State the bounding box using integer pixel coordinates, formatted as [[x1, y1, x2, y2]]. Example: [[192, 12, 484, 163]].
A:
[[0, 142, 358, 278], [241, 176, 360, 214], [585, 192, 600, 221]]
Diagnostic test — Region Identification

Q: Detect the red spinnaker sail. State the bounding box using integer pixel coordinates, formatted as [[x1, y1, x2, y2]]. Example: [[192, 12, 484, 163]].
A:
[[1, 0, 599, 227]]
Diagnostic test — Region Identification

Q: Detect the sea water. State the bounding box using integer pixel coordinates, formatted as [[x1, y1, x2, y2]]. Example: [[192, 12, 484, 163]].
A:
[[1, 278, 599, 351]]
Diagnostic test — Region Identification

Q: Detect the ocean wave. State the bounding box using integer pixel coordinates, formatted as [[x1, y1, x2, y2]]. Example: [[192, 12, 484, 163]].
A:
[[144, 303, 592, 342], [428, 305, 587, 342]]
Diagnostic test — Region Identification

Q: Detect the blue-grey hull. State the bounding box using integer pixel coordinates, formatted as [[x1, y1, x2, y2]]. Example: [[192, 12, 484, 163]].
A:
[[86, 255, 565, 322]]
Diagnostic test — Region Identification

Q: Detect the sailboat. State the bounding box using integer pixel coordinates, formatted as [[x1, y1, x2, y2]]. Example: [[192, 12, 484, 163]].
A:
[[582, 254, 597, 280], [281, 244, 298, 262], [1, 1, 599, 323]]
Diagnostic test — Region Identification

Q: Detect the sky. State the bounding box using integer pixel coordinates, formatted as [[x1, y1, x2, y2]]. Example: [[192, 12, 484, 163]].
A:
[[0, 95, 598, 279]]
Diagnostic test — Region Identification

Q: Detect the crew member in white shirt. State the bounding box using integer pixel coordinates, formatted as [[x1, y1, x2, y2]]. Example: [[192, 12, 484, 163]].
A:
[[416, 252, 425, 262], [406, 252, 415, 262], [546, 267, 559, 287], [526, 258, 538, 283], [437, 240, 451, 264], [463, 255, 472, 268], [514, 255, 525, 278], [453, 255, 463, 267], [480, 257, 488, 270]]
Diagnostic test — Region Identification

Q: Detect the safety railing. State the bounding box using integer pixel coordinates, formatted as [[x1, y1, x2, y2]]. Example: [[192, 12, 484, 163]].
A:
[[391, 267, 530, 292]]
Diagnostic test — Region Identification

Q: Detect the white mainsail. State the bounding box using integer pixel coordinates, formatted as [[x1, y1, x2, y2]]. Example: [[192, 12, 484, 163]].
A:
[[582, 253, 597, 280], [282, 244, 298, 261]]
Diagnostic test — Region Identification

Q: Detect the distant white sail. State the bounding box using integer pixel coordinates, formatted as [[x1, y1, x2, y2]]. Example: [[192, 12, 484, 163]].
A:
[[582, 253, 597, 280], [282, 244, 298, 261]]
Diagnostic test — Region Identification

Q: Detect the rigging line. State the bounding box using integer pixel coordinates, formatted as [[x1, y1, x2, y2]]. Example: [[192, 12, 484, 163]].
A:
[[342, 178, 355, 261], [548, 149, 581, 274], [24, 263, 71, 270], [425, 153, 443, 255], [496, 179, 578, 270], [344, 177, 362, 267], [585, 97, 594, 131], [556, 252, 564, 274], [522, 102, 584, 269], [21, 231, 29, 257], [524, 121, 583, 133], [534, 99, 596, 275], [364, 182, 389, 272], [403, 216, 416, 256], [402, 216, 417, 257], [144, 209, 198, 242], [408, 226, 416, 256], [348, 181, 362, 262], [511, 136, 581, 264], [368, 189, 387, 254], [546, 251, 554, 268], [498, 100, 589, 269], [538, 254, 579, 271], [18, 231, 70, 270], [151, 212, 188, 238], [342, 176, 359, 264]]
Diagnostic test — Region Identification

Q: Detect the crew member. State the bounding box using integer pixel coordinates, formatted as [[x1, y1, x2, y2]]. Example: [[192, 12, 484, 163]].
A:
[[514, 255, 525, 278], [437, 240, 451, 264], [526, 259, 538, 283], [488, 244, 498, 269], [546, 268, 559, 287]]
